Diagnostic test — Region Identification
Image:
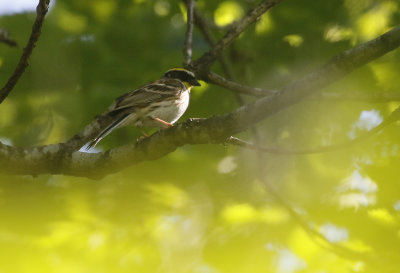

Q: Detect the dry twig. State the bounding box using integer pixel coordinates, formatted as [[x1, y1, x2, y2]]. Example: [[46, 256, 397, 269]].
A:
[[191, 0, 283, 74], [182, 0, 195, 66], [207, 72, 278, 96], [0, 0, 50, 104]]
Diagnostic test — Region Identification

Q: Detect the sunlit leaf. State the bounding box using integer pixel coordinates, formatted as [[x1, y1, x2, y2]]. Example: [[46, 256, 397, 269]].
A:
[[356, 2, 398, 40], [214, 1, 244, 27], [283, 34, 304, 47], [368, 208, 397, 226]]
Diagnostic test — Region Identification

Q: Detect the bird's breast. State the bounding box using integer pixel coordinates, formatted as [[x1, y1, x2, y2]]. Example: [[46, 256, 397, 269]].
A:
[[137, 90, 190, 128]]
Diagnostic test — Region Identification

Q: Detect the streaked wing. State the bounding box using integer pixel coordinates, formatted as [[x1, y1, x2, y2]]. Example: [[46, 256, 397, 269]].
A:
[[86, 113, 130, 150], [109, 78, 184, 114]]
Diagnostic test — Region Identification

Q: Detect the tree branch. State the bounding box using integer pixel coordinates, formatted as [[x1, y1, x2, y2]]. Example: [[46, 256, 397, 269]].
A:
[[182, 0, 195, 66], [0, 0, 50, 104], [1, 25, 399, 178], [207, 72, 278, 96], [65, 113, 116, 151], [223, 25, 400, 136]]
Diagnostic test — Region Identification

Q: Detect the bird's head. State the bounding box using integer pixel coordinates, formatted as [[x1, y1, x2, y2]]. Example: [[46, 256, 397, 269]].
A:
[[163, 68, 201, 89]]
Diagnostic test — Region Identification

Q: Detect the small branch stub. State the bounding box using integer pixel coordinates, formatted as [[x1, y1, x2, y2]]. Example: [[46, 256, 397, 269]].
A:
[[0, 28, 17, 47]]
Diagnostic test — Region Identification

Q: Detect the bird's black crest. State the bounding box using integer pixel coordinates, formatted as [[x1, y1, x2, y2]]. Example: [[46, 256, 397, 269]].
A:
[[163, 69, 201, 86]]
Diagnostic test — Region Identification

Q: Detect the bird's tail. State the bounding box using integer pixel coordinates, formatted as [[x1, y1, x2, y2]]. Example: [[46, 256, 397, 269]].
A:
[[86, 114, 129, 150]]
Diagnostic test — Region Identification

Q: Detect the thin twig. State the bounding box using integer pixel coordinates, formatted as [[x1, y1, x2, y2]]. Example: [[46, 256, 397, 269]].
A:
[[182, 0, 195, 66], [0, 28, 17, 47], [191, 0, 283, 73], [190, 5, 236, 81], [227, 106, 400, 154], [0, 0, 50, 104], [207, 72, 278, 96], [190, 4, 277, 97]]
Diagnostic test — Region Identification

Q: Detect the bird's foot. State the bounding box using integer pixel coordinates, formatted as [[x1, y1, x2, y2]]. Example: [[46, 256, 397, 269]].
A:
[[152, 117, 173, 127]]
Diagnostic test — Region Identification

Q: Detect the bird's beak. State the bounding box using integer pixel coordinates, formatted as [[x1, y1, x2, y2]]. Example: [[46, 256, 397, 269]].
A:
[[189, 78, 201, 86]]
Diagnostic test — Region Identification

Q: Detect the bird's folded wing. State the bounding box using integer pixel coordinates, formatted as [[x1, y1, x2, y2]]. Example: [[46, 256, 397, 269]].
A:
[[108, 79, 184, 114]]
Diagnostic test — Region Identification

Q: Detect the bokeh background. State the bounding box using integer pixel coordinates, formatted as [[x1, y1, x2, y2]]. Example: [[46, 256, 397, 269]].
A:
[[0, 0, 400, 272]]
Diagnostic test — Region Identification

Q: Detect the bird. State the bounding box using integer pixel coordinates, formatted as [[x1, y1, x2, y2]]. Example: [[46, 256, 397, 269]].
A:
[[85, 68, 201, 150]]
